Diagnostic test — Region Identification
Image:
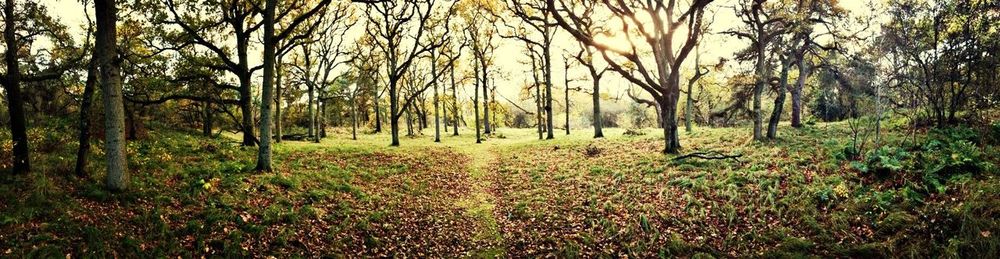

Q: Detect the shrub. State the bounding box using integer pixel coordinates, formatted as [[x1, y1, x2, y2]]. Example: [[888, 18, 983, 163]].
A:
[[851, 146, 908, 177]]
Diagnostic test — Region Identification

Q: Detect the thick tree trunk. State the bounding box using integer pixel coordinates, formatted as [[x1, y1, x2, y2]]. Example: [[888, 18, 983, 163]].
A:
[[255, 0, 276, 172], [96, 0, 128, 190], [3, 0, 29, 174], [75, 54, 99, 177], [767, 58, 790, 139]]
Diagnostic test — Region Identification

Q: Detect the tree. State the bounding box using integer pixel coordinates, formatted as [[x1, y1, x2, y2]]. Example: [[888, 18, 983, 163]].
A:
[[256, 0, 334, 172], [685, 44, 710, 133], [361, 0, 455, 146], [159, 0, 264, 146], [2, 0, 77, 174], [725, 0, 787, 141], [507, 0, 556, 139], [93, 0, 129, 190], [574, 44, 609, 138], [549, 0, 713, 153]]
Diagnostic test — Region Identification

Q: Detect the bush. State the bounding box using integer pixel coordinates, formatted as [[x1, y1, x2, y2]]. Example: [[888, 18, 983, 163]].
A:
[[851, 146, 908, 177], [923, 133, 992, 177]]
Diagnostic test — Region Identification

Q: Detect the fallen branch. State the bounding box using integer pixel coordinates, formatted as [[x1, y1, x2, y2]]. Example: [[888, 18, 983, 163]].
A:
[[673, 151, 743, 162]]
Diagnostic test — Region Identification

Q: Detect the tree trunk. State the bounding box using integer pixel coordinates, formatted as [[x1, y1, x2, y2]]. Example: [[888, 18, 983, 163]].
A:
[[202, 100, 213, 137], [239, 75, 256, 146], [374, 82, 382, 133], [752, 45, 766, 141], [75, 53, 99, 177], [275, 56, 283, 143], [433, 57, 441, 142], [351, 94, 357, 140], [482, 63, 491, 135], [791, 57, 807, 128], [389, 81, 400, 146], [307, 83, 315, 139], [565, 70, 570, 135], [767, 58, 790, 139], [592, 78, 603, 138], [474, 62, 482, 144], [544, 45, 554, 139], [3, 0, 29, 174], [256, 0, 276, 172], [96, 0, 128, 190], [451, 65, 459, 136]]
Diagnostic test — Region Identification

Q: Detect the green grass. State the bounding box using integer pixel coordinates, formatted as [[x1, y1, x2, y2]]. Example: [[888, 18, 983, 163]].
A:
[[1, 121, 997, 257]]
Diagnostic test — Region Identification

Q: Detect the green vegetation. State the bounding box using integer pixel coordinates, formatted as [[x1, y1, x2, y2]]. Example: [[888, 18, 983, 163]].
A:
[[1, 119, 996, 257]]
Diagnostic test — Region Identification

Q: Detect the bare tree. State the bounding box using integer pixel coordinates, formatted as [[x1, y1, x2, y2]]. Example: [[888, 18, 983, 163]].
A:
[[360, 0, 455, 146], [548, 0, 713, 153]]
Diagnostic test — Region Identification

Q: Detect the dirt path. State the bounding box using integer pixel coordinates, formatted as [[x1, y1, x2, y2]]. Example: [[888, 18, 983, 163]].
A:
[[454, 140, 506, 257]]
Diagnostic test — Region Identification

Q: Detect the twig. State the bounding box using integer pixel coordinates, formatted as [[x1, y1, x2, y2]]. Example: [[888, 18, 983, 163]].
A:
[[673, 151, 743, 162]]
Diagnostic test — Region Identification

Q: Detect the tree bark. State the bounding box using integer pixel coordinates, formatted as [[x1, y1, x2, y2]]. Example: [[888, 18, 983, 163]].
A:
[[592, 77, 603, 138], [433, 55, 441, 142], [275, 55, 283, 143], [75, 51, 99, 178], [3, 0, 29, 174], [202, 100, 213, 137], [543, 32, 554, 140], [752, 43, 766, 141], [474, 62, 482, 144], [791, 55, 807, 128], [256, 0, 276, 172], [96, 0, 128, 190], [767, 57, 790, 139], [451, 63, 459, 136]]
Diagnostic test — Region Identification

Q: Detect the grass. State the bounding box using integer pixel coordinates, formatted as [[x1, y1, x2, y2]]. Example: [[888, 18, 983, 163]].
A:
[[0, 121, 997, 257]]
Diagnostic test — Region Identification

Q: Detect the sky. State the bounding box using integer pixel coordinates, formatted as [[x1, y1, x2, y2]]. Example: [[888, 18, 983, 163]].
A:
[[39, 0, 880, 123]]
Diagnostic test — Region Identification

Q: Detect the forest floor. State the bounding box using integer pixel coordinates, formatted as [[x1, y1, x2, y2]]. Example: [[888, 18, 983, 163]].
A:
[[1, 120, 998, 257]]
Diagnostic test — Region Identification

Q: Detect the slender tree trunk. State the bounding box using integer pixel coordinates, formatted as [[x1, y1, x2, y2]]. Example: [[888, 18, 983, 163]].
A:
[[791, 57, 807, 128], [564, 59, 570, 135], [256, 0, 276, 172], [451, 65, 459, 136], [3, 0, 29, 174], [767, 58, 790, 139], [685, 46, 700, 133], [406, 105, 414, 136], [352, 94, 357, 140], [374, 82, 382, 133], [275, 55, 283, 143], [474, 62, 482, 144], [96, 0, 128, 190], [433, 58, 441, 142], [389, 81, 400, 146], [75, 54, 98, 177], [307, 83, 315, 139], [592, 77, 603, 138], [203, 100, 213, 137], [752, 45, 766, 141], [482, 64, 491, 135], [544, 38, 554, 140]]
